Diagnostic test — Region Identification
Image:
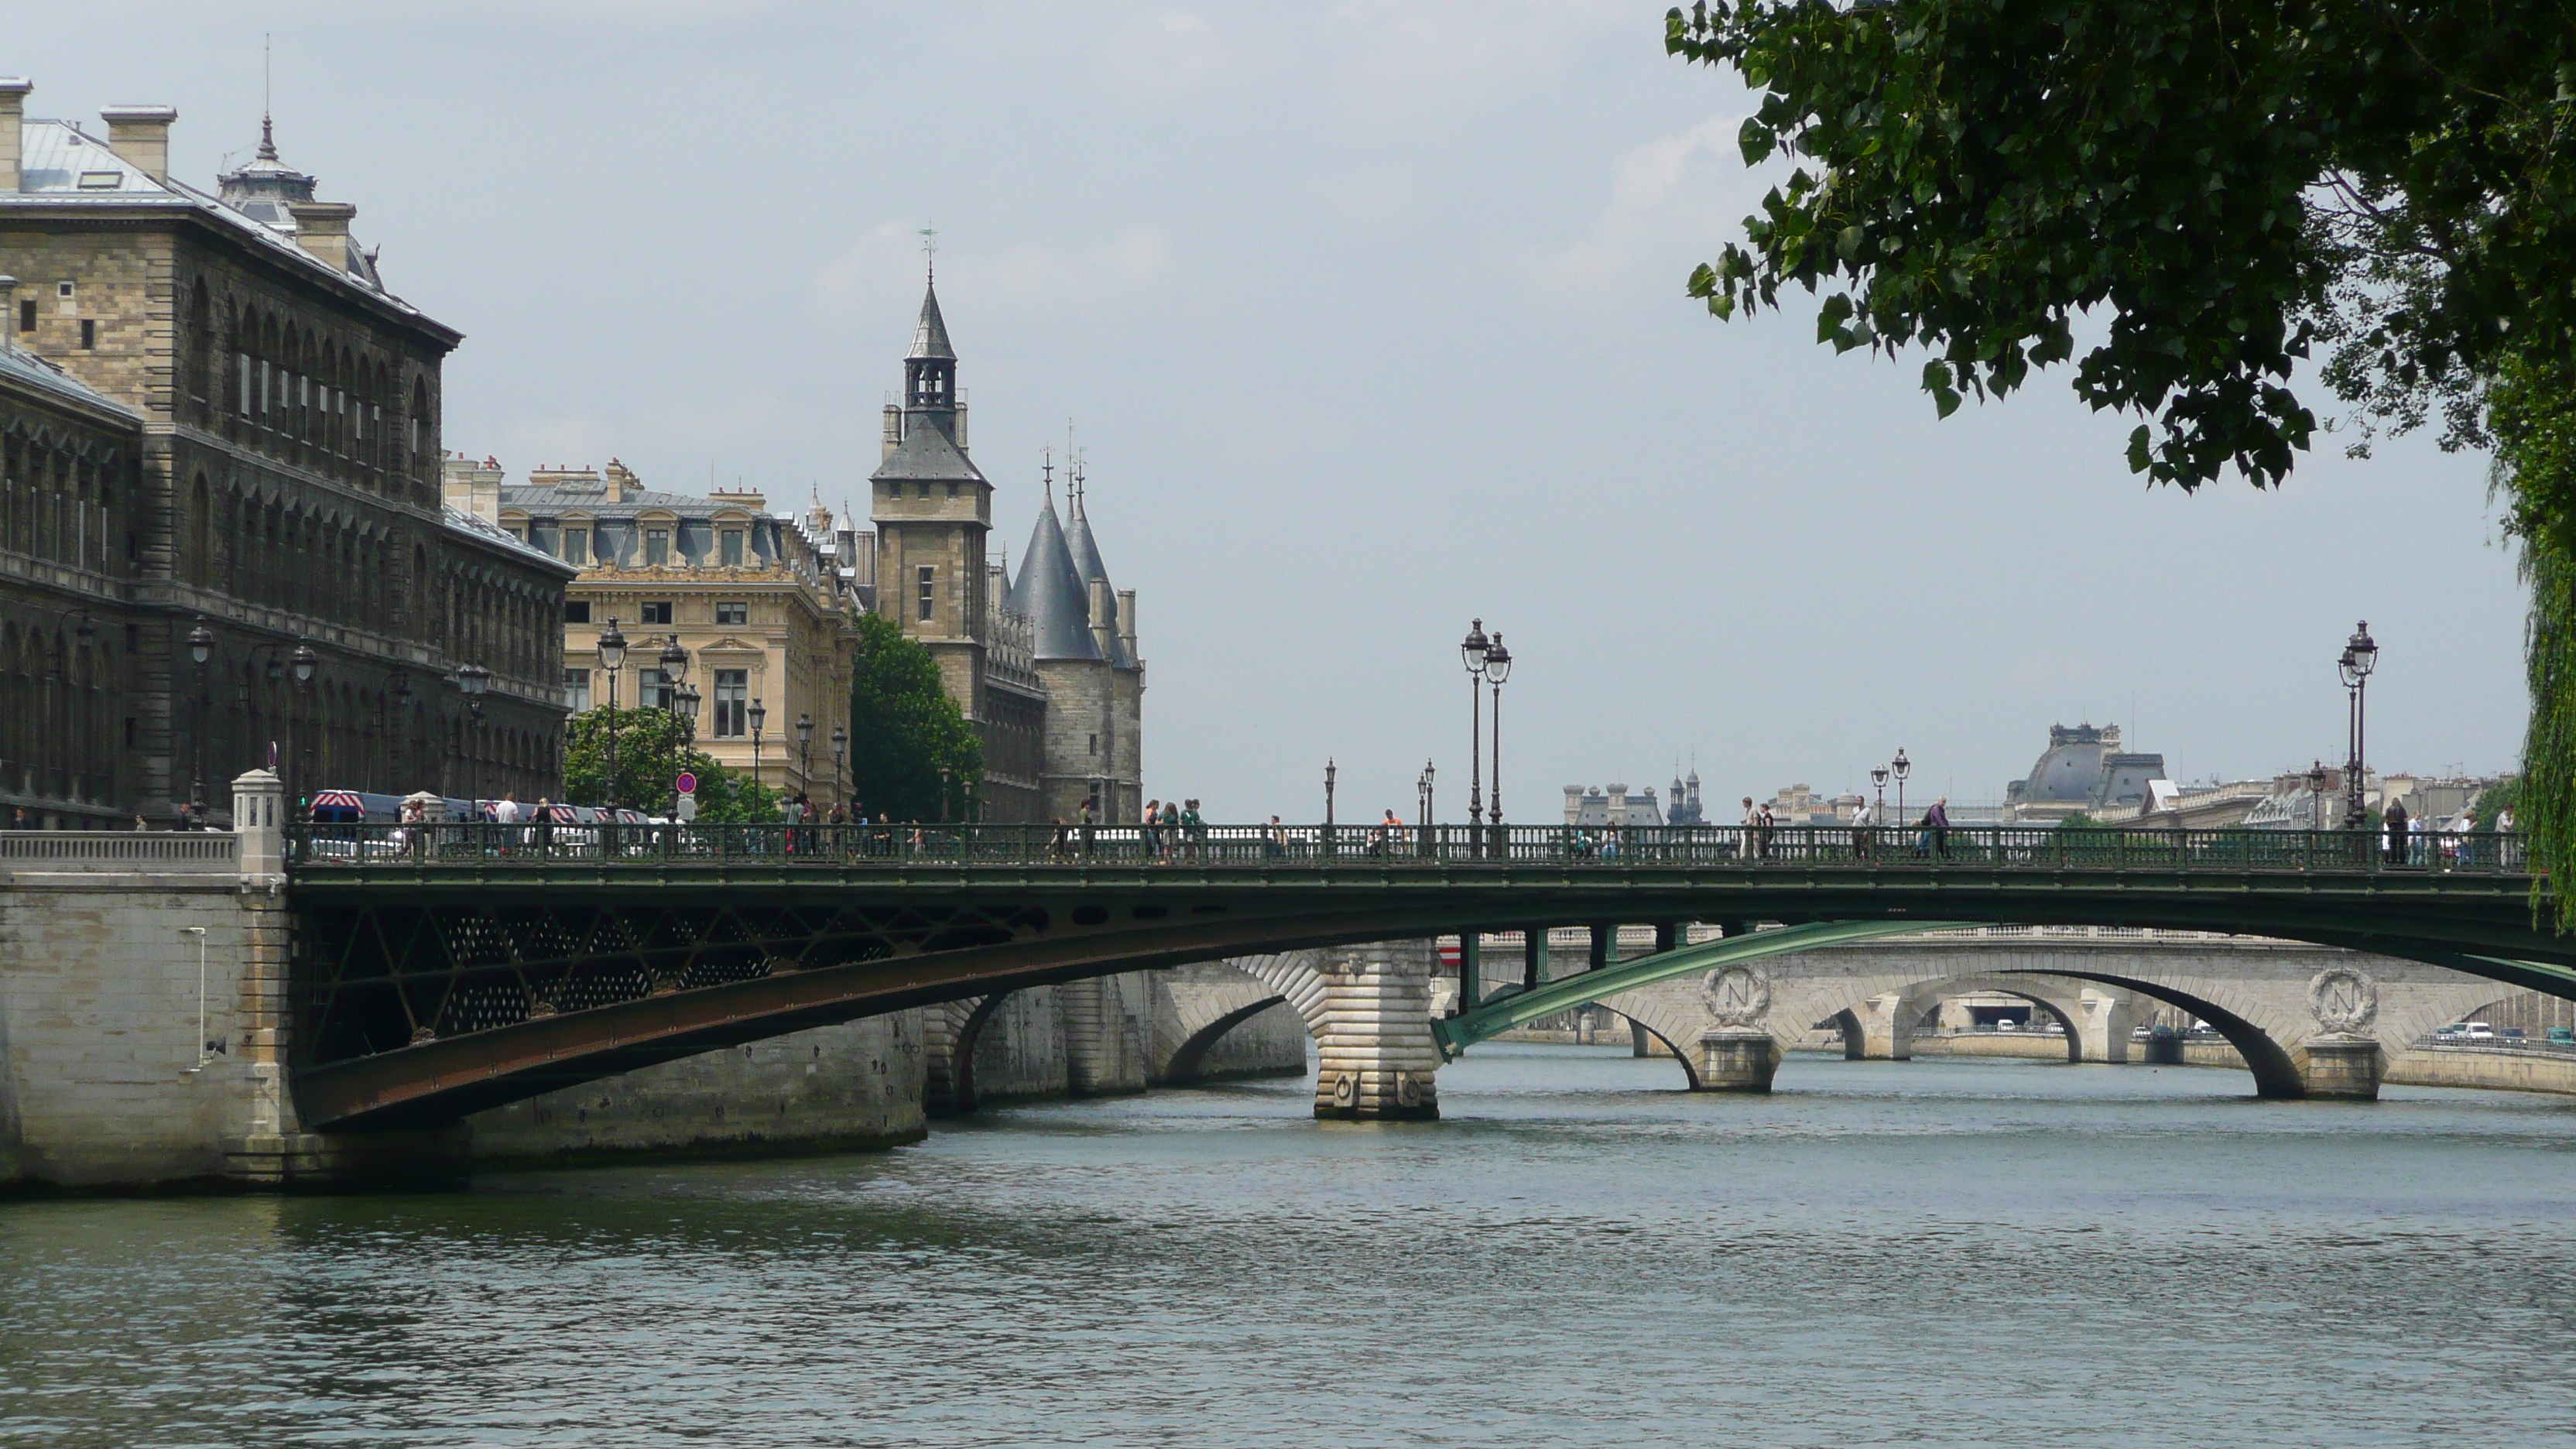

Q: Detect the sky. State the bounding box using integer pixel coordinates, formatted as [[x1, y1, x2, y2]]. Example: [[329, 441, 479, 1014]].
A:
[[18, 2, 2527, 818]]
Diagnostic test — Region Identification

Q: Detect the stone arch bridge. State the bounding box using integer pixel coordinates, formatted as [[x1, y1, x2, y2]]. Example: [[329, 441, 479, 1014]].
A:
[[273, 790, 2569, 1130]]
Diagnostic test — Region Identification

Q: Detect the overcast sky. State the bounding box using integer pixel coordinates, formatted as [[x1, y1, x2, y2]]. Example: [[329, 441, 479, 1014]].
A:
[[22, 2, 2525, 817]]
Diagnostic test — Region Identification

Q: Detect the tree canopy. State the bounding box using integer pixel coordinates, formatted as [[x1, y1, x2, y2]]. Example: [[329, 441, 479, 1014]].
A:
[[845, 610, 983, 821], [563, 705, 779, 822], [1670, 0, 2576, 915]]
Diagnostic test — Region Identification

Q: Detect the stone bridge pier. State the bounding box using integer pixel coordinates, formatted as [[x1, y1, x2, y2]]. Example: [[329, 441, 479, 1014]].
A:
[[1305, 941, 1441, 1120]]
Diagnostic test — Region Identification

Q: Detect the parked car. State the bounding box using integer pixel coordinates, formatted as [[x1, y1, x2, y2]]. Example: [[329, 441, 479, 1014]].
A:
[[2467, 1022, 2497, 1040], [2547, 1027, 2575, 1045]]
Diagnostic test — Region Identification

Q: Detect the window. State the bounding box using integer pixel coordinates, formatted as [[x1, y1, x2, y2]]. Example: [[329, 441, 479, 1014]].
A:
[[644, 528, 670, 566], [916, 481, 931, 498], [640, 601, 673, 625], [639, 666, 672, 712], [719, 530, 744, 567], [562, 528, 589, 566], [78, 320, 94, 350], [713, 669, 748, 738], [564, 667, 591, 712], [916, 565, 935, 623], [1088, 733, 1099, 756], [947, 482, 959, 499], [16, 300, 31, 332], [77, 171, 118, 190], [56, 282, 72, 302], [716, 601, 747, 626], [564, 599, 591, 624]]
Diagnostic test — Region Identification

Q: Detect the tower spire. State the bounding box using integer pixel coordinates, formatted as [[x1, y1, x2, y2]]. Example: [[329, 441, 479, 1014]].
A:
[[259, 34, 278, 160], [1041, 445, 1054, 506]]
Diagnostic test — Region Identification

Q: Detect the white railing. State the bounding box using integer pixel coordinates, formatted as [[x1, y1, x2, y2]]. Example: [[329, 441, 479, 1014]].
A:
[[0, 831, 242, 868]]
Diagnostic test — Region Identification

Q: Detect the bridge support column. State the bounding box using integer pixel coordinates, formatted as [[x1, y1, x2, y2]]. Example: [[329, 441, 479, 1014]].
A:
[[1696, 1029, 1780, 1091], [1853, 992, 1913, 1060], [2076, 988, 2141, 1064], [1523, 928, 1546, 994], [2300, 1033, 2382, 1100], [1313, 941, 1440, 1121]]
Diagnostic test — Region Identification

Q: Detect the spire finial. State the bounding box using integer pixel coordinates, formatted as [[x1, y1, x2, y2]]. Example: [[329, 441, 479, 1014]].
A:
[[1041, 445, 1054, 506], [259, 34, 278, 160], [919, 224, 937, 285]]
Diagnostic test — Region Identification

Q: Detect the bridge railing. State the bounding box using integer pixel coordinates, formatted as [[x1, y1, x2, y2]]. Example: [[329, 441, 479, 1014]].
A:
[[281, 821, 2528, 876]]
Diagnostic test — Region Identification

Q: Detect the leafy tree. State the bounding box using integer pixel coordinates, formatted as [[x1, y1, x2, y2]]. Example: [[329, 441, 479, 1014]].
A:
[[1667, 0, 2576, 912], [846, 610, 983, 821], [563, 705, 779, 822]]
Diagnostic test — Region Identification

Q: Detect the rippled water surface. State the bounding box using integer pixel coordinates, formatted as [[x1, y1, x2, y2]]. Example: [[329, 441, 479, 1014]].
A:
[[9, 1047, 2576, 1447]]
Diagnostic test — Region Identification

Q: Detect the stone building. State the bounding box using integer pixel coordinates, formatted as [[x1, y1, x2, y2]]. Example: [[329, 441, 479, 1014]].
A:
[[0, 80, 570, 823], [483, 457, 858, 803], [861, 276, 1144, 823], [2002, 722, 2167, 823]]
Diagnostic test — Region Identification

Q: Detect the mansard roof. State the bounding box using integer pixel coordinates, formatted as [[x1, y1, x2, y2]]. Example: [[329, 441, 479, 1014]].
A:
[[6, 118, 411, 310], [868, 416, 988, 485], [1014, 497, 1101, 662]]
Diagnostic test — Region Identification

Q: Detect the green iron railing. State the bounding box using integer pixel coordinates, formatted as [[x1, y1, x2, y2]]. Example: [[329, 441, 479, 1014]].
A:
[[284, 821, 2530, 876]]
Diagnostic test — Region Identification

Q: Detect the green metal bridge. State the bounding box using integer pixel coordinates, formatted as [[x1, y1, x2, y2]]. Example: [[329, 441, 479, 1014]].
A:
[[283, 821, 2561, 1128]]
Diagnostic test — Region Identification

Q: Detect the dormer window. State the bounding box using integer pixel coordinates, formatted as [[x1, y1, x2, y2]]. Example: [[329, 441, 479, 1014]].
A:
[[719, 530, 744, 567], [643, 528, 670, 566], [77, 172, 118, 190]]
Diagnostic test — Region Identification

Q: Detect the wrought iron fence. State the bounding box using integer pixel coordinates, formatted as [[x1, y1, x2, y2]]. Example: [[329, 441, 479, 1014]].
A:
[[283, 821, 2530, 876]]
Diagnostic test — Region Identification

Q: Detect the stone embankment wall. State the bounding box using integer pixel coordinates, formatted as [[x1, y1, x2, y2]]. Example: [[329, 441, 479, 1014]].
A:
[[464, 1012, 927, 1164]]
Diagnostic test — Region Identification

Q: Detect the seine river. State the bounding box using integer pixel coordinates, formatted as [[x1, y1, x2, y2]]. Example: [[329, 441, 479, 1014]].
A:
[[7, 1046, 2576, 1447]]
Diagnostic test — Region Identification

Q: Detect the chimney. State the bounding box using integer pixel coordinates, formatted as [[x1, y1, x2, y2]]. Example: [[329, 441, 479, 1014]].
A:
[[0, 276, 14, 353], [100, 104, 176, 184], [882, 403, 903, 461], [1116, 587, 1138, 661], [0, 79, 30, 194], [1088, 577, 1115, 660], [287, 200, 357, 272]]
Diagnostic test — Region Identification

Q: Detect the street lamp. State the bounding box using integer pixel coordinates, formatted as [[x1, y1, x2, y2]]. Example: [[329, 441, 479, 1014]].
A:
[[1324, 756, 1338, 848], [596, 618, 627, 809], [289, 641, 318, 815], [831, 723, 848, 813], [1483, 632, 1510, 850], [2307, 759, 2329, 834], [658, 635, 689, 714], [187, 618, 215, 813], [457, 662, 490, 817], [1870, 763, 1889, 839], [1461, 619, 1490, 834], [1418, 759, 1437, 831], [748, 696, 767, 797], [2339, 620, 2378, 830], [1892, 747, 1912, 832], [796, 713, 814, 797], [939, 764, 953, 823]]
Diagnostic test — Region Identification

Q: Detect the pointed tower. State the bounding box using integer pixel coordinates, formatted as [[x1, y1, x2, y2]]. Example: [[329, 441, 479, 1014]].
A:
[[1060, 454, 1143, 815], [869, 263, 993, 717], [1013, 468, 1128, 820]]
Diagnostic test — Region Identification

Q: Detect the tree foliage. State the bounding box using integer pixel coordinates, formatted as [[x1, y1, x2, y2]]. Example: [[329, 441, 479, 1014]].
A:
[[563, 705, 779, 822], [1670, 0, 2576, 915], [846, 610, 983, 821]]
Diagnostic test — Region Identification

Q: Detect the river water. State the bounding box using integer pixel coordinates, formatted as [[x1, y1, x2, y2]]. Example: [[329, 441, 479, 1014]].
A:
[[7, 1046, 2576, 1448]]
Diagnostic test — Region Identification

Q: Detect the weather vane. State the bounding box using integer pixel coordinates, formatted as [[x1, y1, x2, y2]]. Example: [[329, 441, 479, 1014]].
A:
[[920, 225, 937, 282]]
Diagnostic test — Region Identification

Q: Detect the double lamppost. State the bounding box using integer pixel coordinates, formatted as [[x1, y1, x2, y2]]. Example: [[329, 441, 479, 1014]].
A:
[[1459, 620, 1513, 855], [2338, 621, 2379, 830], [186, 618, 216, 812], [457, 662, 490, 814]]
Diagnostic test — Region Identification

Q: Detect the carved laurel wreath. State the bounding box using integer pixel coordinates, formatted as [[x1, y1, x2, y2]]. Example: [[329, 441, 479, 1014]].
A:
[[1701, 965, 1773, 1028], [2307, 965, 2379, 1033]]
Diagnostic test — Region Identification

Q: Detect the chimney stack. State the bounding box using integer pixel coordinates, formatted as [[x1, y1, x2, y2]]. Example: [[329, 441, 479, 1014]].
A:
[[1087, 577, 1115, 660], [286, 200, 357, 272], [100, 104, 176, 184], [1116, 588, 1138, 662], [0, 80, 32, 194]]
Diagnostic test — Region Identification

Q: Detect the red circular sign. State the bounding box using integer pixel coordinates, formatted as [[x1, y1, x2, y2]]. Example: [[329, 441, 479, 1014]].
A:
[[675, 772, 697, 794]]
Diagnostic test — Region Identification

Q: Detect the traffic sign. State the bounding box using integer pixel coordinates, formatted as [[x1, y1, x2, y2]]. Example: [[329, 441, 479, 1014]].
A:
[[676, 772, 697, 795]]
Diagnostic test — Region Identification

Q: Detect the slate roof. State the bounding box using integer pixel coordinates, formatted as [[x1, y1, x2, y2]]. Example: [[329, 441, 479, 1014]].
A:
[[909, 282, 956, 361], [442, 504, 578, 576], [501, 483, 764, 519], [0, 339, 139, 423], [868, 416, 988, 485], [1013, 496, 1101, 661], [1063, 494, 1132, 668], [3, 118, 417, 318]]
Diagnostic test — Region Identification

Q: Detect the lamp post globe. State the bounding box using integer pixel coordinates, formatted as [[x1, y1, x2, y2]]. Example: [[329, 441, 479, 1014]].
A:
[[1892, 747, 1911, 827], [597, 620, 627, 673], [831, 723, 848, 813], [658, 635, 689, 714], [187, 619, 214, 666], [291, 641, 317, 685]]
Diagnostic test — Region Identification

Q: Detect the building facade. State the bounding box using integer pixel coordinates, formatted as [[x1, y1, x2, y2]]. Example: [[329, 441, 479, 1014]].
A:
[[484, 460, 859, 805], [0, 80, 570, 823], [864, 279, 1144, 824]]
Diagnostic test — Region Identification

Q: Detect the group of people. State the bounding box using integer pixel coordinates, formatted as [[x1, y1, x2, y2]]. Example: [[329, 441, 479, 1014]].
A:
[[1044, 796, 1211, 860], [1734, 793, 1953, 861]]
